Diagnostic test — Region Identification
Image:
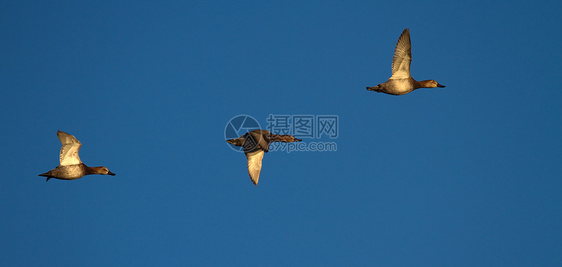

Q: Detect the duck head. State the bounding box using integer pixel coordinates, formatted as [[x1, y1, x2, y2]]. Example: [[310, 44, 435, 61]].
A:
[[226, 137, 244, 146], [423, 80, 445, 88], [91, 166, 116, 176]]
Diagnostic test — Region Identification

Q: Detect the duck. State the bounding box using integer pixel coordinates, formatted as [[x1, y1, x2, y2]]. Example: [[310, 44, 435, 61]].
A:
[[226, 129, 302, 185], [39, 130, 116, 181], [366, 28, 445, 95]]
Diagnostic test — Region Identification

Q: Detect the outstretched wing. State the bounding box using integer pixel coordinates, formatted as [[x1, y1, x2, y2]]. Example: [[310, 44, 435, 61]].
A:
[[390, 28, 412, 79], [57, 130, 82, 166], [245, 150, 264, 185]]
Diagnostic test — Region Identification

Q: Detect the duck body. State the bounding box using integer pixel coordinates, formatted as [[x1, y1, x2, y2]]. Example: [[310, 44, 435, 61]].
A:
[[39, 130, 115, 182], [39, 163, 114, 181], [368, 77, 417, 95], [367, 77, 444, 96], [226, 129, 301, 185], [366, 28, 445, 95]]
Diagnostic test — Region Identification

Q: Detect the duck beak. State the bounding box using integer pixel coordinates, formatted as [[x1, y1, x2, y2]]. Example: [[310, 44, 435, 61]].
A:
[[437, 83, 445, 88], [295, 138, 302, 142], [108, 171, 116, 176]]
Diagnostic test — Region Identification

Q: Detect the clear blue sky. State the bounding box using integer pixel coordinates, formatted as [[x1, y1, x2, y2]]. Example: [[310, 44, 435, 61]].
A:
[[1, 1, 561, 266]]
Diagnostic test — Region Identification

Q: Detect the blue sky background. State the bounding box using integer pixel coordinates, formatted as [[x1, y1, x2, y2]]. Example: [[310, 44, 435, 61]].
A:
[[1, 1, 561, 266]]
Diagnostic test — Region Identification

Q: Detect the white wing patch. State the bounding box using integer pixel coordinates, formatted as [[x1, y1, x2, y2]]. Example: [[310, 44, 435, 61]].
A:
[[57, 130, 82, 166], [245, 150, 264, 185], [390, 28, 412, 80]]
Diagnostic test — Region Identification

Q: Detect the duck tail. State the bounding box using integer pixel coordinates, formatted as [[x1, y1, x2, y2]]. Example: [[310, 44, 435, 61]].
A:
[[366, 86, 377, 91], [38, 172, 52, 182]]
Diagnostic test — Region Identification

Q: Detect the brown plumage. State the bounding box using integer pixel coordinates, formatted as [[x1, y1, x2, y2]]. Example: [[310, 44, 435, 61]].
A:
[[366, 28, 445, 95], [39, 130, 116, 181], [226, 129, 302, 185]]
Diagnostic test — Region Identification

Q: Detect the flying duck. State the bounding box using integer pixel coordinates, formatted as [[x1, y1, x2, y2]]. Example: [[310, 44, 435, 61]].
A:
[[39, 130, 115, 181], [226, 129, 301, 185], [366, 28, 445, 95]]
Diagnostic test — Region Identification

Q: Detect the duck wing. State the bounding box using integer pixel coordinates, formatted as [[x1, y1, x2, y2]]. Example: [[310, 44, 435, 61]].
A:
[[390, 28, 412, 79], [245, 149, 264, 185], [57, 130, 82, 166]]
